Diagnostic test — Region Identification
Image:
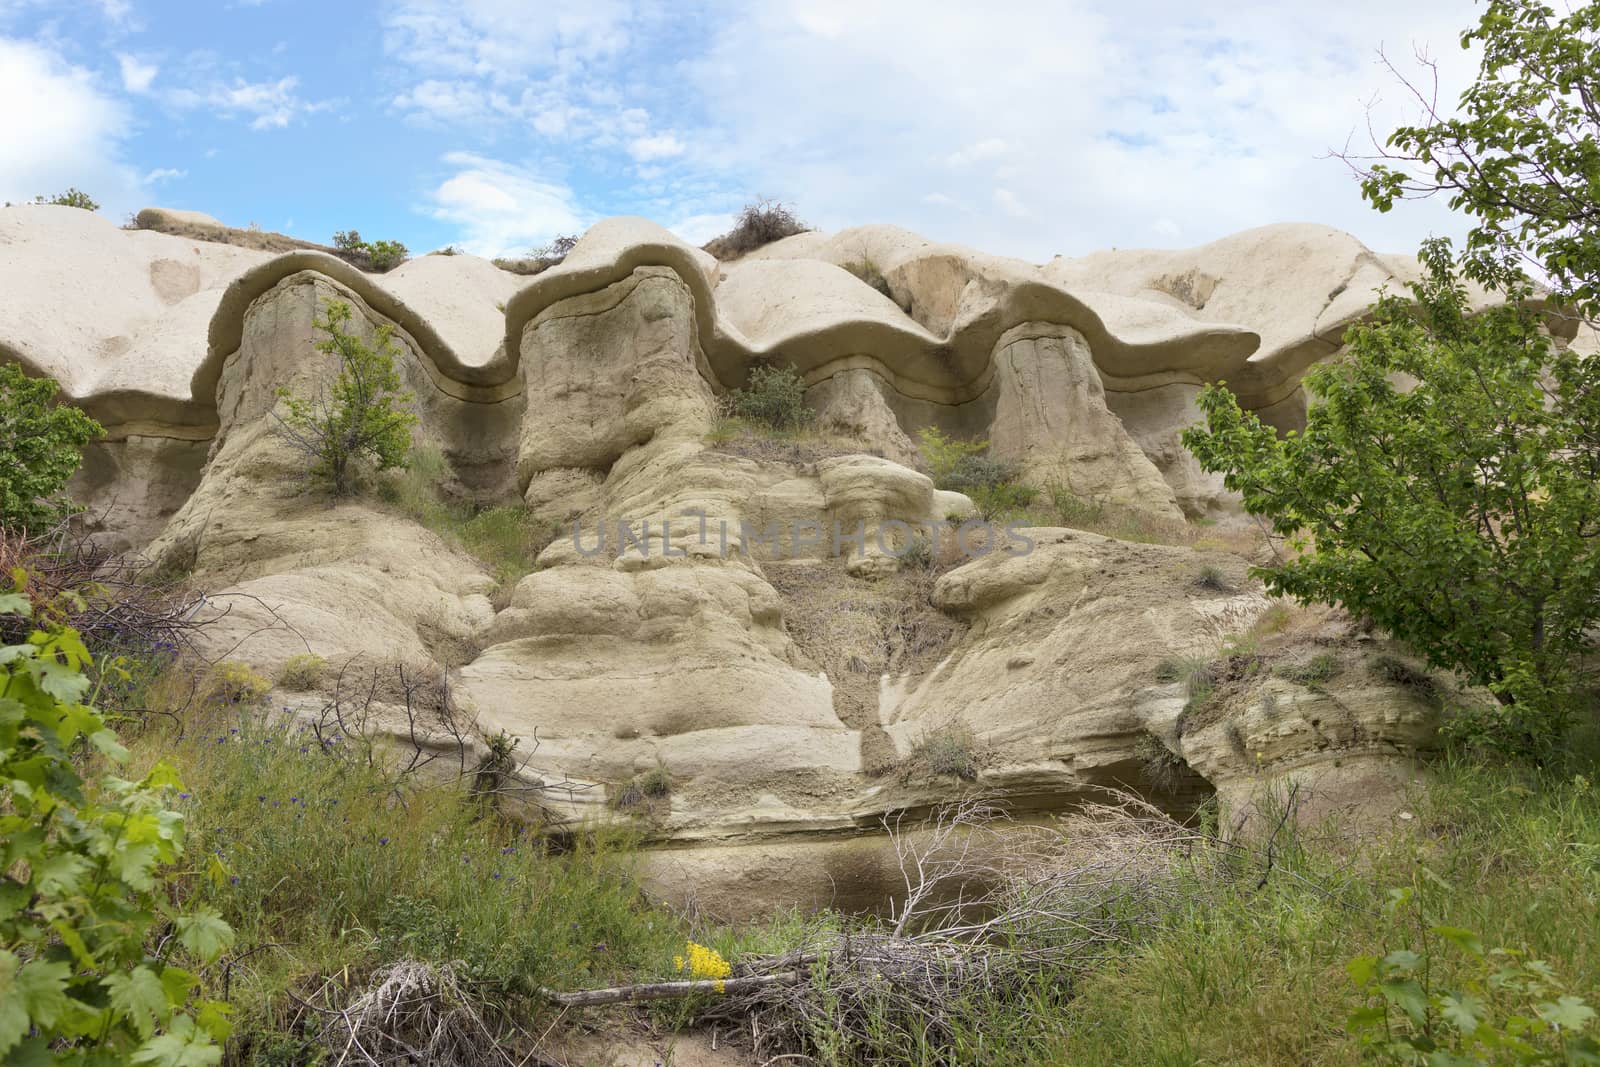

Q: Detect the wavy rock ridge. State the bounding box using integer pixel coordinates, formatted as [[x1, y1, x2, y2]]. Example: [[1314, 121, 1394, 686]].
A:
[[3, 204, 1467, 914]]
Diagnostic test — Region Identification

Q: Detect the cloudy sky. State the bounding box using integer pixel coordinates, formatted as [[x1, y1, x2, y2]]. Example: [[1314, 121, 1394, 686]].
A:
[[0, 0, 1486, 261]]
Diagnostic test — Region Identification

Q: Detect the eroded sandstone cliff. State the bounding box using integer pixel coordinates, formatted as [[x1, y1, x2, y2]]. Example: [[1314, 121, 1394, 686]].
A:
[[1, 203, 1484, 914]]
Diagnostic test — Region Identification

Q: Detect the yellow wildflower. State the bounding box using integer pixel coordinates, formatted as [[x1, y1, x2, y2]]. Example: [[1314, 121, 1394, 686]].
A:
[[676, 940, 732, 993]]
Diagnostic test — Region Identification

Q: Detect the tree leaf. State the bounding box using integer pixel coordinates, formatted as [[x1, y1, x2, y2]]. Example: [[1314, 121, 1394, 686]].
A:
[[1347, 954, 1379, 988], [174, 908, 235, 964], [1380, 977, 1430, 1027], [1431, 925, 1485, 957], [105, 966, 171, 1040], [1440, 993, 1484, 1035], [129, 1015, 223, 1067], [1538, 995, 1597, 1032]]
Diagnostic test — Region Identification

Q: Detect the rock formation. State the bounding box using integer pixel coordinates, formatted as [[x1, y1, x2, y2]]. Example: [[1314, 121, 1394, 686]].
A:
[[2, 203, 1469, 915]]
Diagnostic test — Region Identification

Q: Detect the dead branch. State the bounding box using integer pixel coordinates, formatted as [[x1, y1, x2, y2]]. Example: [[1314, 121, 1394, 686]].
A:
[[539, 972, 803, 1008]]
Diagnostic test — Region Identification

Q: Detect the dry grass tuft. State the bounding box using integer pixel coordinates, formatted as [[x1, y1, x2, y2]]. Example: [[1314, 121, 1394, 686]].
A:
[[703, 198, 809, 259], [314, 960, 518, 1066]]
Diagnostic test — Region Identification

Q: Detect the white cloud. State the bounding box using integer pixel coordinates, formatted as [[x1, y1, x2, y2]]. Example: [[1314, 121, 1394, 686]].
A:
[[992, 188, 1028, 218], [222, 76, 313, 129], [678, 0, 1484, 259], [117, 53, 157, 93], [383, 0, 634, 82], [0, 37, 142, 213], [375, 0, 1489, 261], [668, 211, 733, 246], [142, 167, 185, 182], [167, 74, 330, 129], [392, 79, 504, 123], [424, 152, 586, 256], [628, 133, 684, 162], [945, 138, 1009, 168]]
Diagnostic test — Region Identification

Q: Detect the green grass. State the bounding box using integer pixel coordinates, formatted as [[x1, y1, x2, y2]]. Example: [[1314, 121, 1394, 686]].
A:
[[111, 698, 1600, 1064], [1047, 755, 1600, 1066], [125, 710, 701, 1061], [377, 444, 556, 590], [1277, 650, 1342, 689]]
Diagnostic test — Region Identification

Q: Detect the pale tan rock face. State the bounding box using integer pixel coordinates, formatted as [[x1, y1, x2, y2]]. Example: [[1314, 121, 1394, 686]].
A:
[[69, 435, 209, 554], [880, 531, 1268, 808], [460, 559, 859, 813], [987, 324, 1181, 515], [3, 206, 1455, 911], [1104, 382, 1234, 519], [806, 368, 921, 467], [1177, 678, 1440, 828], [517, 266, 716, 481]]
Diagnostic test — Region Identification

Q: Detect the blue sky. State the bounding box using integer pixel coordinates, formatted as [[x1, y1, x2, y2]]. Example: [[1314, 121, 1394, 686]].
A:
[[1, 0, 1483, 261]]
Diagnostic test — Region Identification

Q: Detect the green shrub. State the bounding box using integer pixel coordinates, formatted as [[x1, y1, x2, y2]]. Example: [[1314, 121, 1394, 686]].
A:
[[1134, 733, 1190, 792], [0, 585, 234, 1062], [841, 258, 892, 299], [1193, 564, 1231, 592], [1278, 651, 1341, 689], [729, 364, 813, 431], [273, 300, 417, 496], [1371, 653, 1437, 695], [205, 660, 272, 704], [1347, 890, 1598, 1064], [34, 187, 98, 210], [899, 534, 934, 571], [0, 363, 104, 533], [532, 234, 578, 261], [917, 426, 986, 485], [364, 239, 408, 271], [275, 653, 327, 691], [1054, 758, 1600, 1064], [151, 712, 685, 1016], [1156, 654, 1216, 702], [379, 445, 557, 588], [916, 428, 1039, 520]]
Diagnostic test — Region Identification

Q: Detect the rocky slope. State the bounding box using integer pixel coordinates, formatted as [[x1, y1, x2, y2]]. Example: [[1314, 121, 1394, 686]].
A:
[[2, 203, 1507, 914]]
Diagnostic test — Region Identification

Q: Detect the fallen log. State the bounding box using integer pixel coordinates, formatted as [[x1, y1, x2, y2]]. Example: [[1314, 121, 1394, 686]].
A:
[[539, 971, 802, 1007]]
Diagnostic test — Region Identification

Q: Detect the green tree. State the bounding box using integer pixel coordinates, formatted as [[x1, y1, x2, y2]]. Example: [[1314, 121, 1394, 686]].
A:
[[363, 239, 409, 271], [1183, 241, 1600, 754], [33, 189, 99, 211], [273, 301, 417, 497], [1355, 0, 1600, 321], [0, 582, 235, 1063], [330, 230, 409, 272], [0, 364, 103, 534]]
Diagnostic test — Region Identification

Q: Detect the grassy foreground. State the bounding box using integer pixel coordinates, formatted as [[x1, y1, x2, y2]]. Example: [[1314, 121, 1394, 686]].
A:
[[1055, 755, 1600, 1066], [120, 708, 804, 1064], [119, 694, 1600, 1065]]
